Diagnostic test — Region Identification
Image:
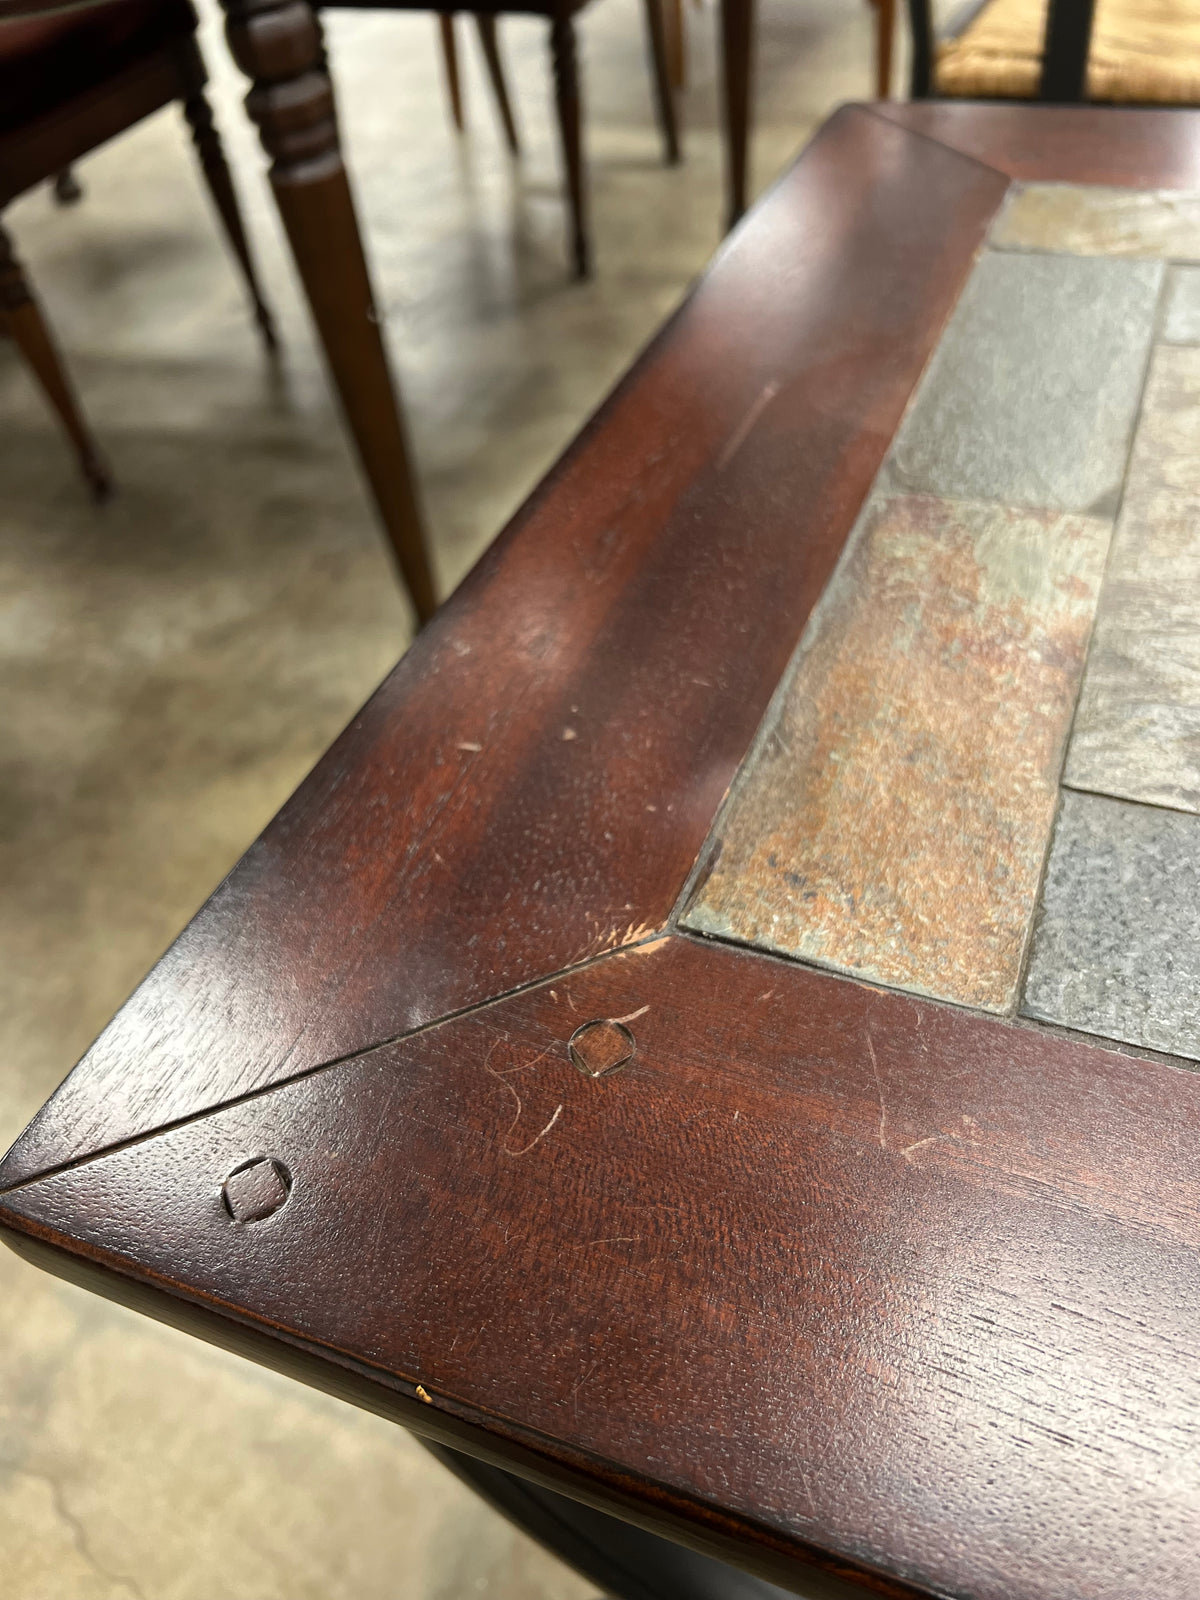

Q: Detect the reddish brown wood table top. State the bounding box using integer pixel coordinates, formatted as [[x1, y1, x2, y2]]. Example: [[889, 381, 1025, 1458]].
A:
[[5, 103, 1200, 1600]]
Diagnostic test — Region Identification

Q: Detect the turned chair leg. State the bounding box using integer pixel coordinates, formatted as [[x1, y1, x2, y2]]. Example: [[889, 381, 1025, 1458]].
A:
[[182, 88, 278, 351], [0, 221, 111, 499], [53, 168, 84, 206], [549, 14, 588, 278], [474, 15, 520, 153], [642, 0, 681, 164], [439, 14, 466, 131]]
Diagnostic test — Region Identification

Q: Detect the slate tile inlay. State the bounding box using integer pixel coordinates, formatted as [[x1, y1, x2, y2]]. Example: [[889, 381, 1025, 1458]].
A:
[[887, 250, 1161, 515], [1022, 789, 1200, 1061], [684, 495, 1111, 1013], [991, 184, 1200, 261], [1064, 346, 1200, 815]]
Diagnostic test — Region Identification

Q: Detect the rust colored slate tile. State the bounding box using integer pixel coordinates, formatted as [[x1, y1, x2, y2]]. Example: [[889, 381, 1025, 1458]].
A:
[[991, 183, 1200, 259], [1064, 345, 1200, 814], [683, 494, 1111, 1012]]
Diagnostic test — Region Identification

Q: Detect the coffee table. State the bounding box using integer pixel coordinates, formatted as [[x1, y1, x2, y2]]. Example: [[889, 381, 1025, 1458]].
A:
[[5, 102, 1200, 1600]]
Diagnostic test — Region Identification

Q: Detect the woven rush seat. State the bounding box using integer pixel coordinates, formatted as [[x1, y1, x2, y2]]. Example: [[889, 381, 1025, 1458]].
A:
[[937, 0, 1200, 102]]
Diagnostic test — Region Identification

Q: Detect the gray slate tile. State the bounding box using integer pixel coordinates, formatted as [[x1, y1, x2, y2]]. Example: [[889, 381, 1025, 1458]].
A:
[[1064, 345, 1200, 814], [1022, 789, 1200, 1060], [1163, 266, 1200, 343], [888, 250, 1161, 515], [992, 184, 1200, 260]]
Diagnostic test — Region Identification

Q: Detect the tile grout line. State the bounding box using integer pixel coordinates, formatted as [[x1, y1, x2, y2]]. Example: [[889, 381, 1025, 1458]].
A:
[[1009, 258, 1175, 1019]]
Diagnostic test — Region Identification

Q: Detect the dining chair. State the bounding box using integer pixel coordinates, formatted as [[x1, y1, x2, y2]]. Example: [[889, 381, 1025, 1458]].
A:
[[0, 0, 275, 497], [709, 0, 897, 232], [908, 0, 1200, 104], [325, 0, 680, 279]]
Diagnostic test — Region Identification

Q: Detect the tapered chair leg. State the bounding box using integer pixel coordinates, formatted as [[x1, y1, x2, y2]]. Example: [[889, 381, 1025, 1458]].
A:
[[0, 222, 111, 499], [869, 0, 895, 98], [182, 88, 278, 351], [664, 0, 685, 88], [439, 14, 465, 131], [474, 15, 520, 153], [642, 0, 680, 164], [719, 0, 754, 229], [549, 14, 588, 278]]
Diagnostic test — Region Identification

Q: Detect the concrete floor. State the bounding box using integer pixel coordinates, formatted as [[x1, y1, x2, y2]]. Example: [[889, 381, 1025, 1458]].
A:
[[0, 3, 885, 1593]]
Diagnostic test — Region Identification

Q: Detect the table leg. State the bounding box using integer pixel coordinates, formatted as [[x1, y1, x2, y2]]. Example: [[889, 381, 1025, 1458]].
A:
[[220, 0, 437, 623], [719, 0, 754, 230]]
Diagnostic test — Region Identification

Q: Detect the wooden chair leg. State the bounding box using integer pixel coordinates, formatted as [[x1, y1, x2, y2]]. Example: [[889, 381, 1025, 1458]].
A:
[[664, 0, 685, 89], [0, 222, 111, 499], [642, 0, 681, 165], [719, 0, 754, 230], [869, 0, 895, 99], [53, 168, 83, 206], [182, 88, 279, 352], [549, 14, 589, 279], [474, 15, 520, 153], [223, 0, 436, 623], [439, 14, 465, 131]]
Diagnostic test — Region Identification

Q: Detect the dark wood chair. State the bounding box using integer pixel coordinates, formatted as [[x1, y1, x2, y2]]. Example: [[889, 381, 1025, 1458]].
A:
[[324, 0, 680, 279], [0, 0, 276, 497], [693, 0, 898, 234], [908, 0, 1200, 104]]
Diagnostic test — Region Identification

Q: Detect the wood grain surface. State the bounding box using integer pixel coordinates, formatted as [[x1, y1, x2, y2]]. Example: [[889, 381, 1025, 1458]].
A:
[[871, 101, 1200, 190], [5, 933, 1200, 1600], [8, 103, 1200, 1600], [0, 104, 1010, 1187]]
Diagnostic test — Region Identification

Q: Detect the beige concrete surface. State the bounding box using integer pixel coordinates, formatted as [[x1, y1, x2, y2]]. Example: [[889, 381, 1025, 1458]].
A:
[[0, 1, 882, 1592]]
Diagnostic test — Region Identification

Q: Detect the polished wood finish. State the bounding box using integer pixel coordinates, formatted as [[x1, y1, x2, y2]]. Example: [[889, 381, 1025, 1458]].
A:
[[873, 99, 1200, 188], [222, 0, 436, 619], [0, 104, 1007, 1186], [7, 104, 1200, 1599], [6, 933, 1200, 1598]]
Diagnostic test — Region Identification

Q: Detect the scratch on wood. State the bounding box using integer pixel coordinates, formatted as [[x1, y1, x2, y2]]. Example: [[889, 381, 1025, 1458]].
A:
[[716, 380, 781, 470], [609, 1004, 650, 1025], [901, 1134, 954, 1164], [866, 1032, 888, 1150], [568, 1359, 599, 1417], [508, 1104, 563, 1157]]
